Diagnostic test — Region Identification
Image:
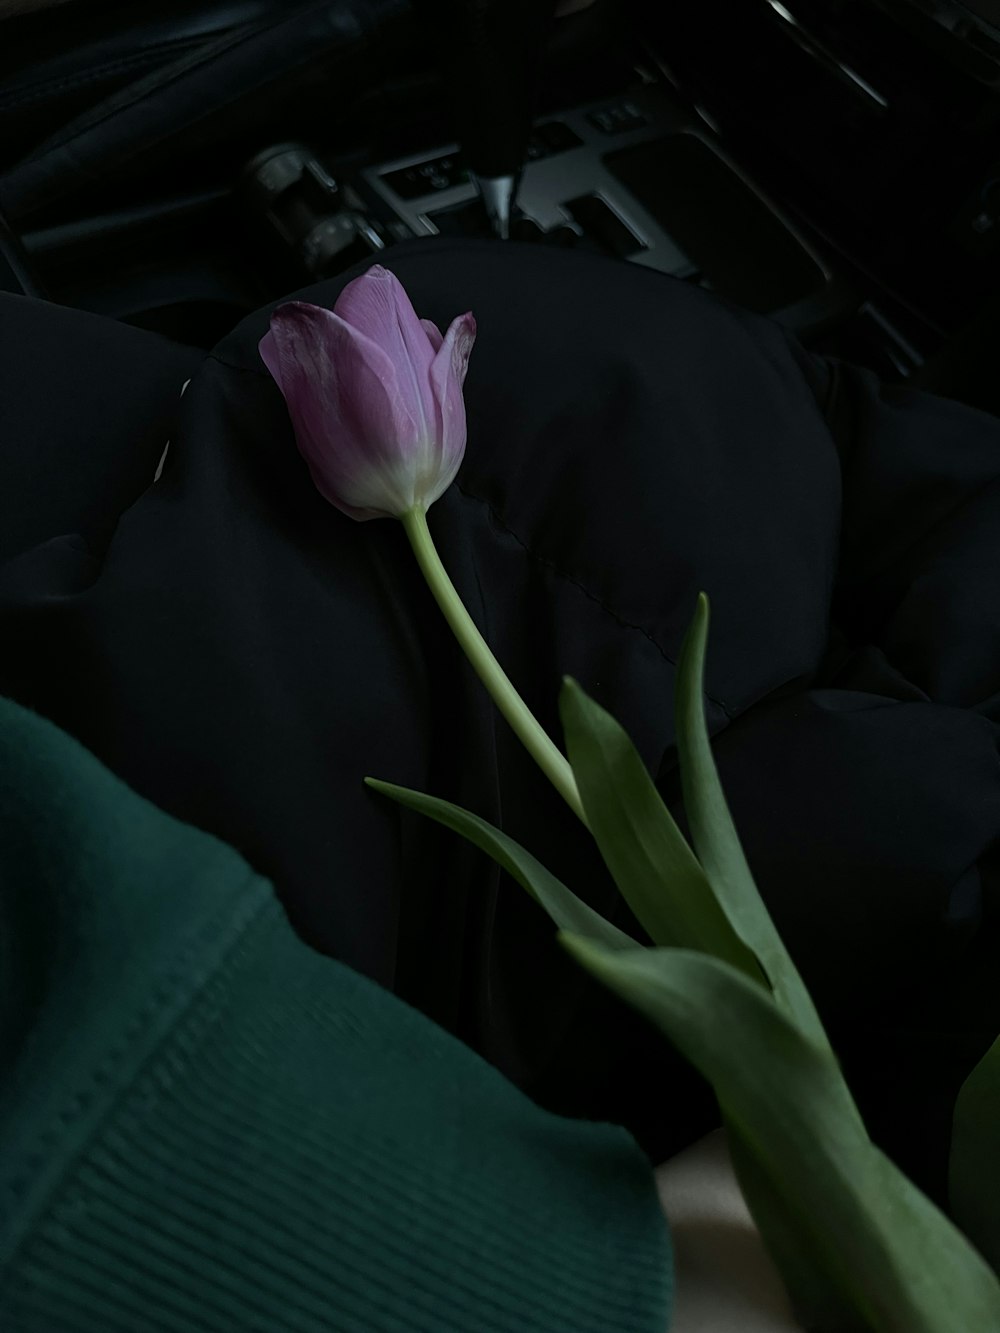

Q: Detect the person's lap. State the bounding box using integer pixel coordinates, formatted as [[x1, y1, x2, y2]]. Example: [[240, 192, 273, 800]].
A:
[[1, 237, 997, 1196]]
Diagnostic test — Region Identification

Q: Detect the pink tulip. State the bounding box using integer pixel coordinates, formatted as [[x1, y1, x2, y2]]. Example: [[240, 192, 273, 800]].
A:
[[259, 265, 476, 521]]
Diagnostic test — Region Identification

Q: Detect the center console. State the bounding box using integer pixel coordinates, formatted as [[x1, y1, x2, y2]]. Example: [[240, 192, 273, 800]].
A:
[[11, 0, 998, 401], [246, 67, 851, 339]]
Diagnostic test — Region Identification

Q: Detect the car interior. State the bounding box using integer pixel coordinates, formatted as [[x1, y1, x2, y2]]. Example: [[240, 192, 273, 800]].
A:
[[1, 0, 999, 417]]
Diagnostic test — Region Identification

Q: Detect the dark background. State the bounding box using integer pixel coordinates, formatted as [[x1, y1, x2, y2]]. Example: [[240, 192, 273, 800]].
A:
[[2, 0, 1000, 415]]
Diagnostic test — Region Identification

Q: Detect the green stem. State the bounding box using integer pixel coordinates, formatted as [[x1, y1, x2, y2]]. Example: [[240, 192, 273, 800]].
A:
[[400, 505, 586, 826]]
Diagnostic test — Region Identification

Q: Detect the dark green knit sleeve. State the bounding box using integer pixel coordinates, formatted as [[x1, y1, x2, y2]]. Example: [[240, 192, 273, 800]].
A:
[[0, 694, 673, 1333]]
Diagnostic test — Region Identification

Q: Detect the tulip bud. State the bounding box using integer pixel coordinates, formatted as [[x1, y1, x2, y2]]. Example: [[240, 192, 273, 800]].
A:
[[260, 265, 476, 521]]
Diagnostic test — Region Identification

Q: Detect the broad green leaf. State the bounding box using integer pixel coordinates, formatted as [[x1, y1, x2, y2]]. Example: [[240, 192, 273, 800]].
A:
[[364, 777, 635, 950], [725, 1125, 867, 1333], [559, 934, 1000, 1333], [950, 1031, 1000, 1274], [558, 677, 766, 986], [676, 593, 829, 1048]]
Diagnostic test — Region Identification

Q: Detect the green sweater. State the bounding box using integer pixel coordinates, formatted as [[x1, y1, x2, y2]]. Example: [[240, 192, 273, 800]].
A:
[[0, 694, 673, 1332]]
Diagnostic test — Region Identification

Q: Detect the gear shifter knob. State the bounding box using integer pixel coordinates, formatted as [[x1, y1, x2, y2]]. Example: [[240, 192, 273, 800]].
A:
[[422, 0, 558, 238]]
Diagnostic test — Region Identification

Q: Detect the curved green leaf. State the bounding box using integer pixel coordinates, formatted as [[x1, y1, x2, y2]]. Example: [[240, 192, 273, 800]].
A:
[[676, 593, 829, 1048], [725, 1125, 868, 1333], [950, 1031, 1000, 1273], [559, 934, 1000, 1333], [364, 777, 635, 950], [558, 676, 766, 986]]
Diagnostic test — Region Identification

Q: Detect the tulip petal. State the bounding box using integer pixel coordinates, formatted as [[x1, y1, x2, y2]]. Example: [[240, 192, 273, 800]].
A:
[[258, 328, 283, 389], [260, 275, 476, 522], [423, 311, 477, 506], [420, 318, 444, 353], [441, 311, 477, 391], [334, 266, 438, 446], [261, 301, 424, 520]]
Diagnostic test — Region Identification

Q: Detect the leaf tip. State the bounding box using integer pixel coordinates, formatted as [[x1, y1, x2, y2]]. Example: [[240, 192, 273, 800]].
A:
[[679, 591, 711, 671], [558, 676, 584, 725]]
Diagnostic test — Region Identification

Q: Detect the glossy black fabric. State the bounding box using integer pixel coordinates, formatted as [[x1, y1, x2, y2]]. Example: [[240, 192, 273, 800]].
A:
[[1, 237, 998, 1202]]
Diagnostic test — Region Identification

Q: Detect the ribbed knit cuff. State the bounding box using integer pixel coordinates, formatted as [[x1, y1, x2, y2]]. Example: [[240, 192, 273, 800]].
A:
[[3, 897, 672, 1332]]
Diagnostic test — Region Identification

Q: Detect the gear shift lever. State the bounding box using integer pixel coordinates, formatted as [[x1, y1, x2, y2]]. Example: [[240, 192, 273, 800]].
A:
[[422, 0, 558, 238]]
